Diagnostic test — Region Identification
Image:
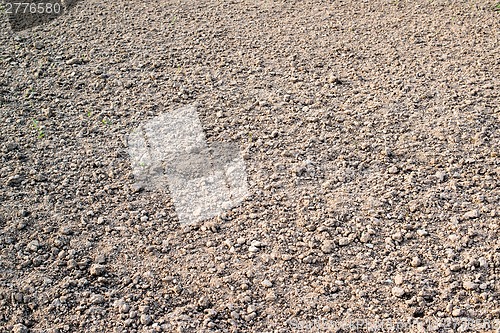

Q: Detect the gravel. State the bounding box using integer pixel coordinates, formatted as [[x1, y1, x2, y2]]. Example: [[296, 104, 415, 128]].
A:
[[0, 0, 499, 332]]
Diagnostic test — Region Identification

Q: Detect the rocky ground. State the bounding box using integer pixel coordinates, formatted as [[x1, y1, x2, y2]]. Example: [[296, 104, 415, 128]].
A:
[[0, 0, 499, 332]]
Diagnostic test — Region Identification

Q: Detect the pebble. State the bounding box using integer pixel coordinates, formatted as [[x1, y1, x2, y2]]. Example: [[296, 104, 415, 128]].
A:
[[463, 281, 478, 291], [451, 308, 462, 317], [6, 174, 23, 186], [90, 264, 107, 276], [478, 257, 488, 268], [66, 58, 81, 65], [394, 274, 404, 285], [360, 232, 371, 243], [463, 209, 480, 219], [321, 240, 335, 253], [95, 254, 106, 264], [140, 314, 152, 325], [204, 309, 217, 318], [416, 229, 428, 237], [90, 294, 104, 304], [435, 171, 447, 182], [59, 226, 73, 235], [248, 245, 259, 252], [27, 240, 39, 252], [250, 240, 262, 248], [139, 305, 150, 313], [388, 166, 399, 174], [261, 279, 273, 288], [230, 311, 240, 319], [391, 232, 402, 242], [391, 287, 405, 298], [120, 304, 130, 314], [411, 257, 422, 267], [13, 324, 28, 333], [338, 237, 351, 246]]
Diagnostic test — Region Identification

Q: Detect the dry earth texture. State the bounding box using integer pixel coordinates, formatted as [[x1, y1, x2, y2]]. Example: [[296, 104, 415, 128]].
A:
[[0, 0, 499, 332]]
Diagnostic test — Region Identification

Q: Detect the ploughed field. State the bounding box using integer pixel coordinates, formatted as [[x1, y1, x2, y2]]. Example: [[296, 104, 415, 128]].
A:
[[0, 1, 499, 332]]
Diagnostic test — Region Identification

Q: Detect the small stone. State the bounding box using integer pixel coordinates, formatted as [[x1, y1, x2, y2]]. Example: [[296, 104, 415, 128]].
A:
[[6, 142, 19, 151], [411, 257, 422, 267], [120, 304, 130, 313], [248, 245, 259, 252], [67, 259, 77, 269], [452, 308, 462, 317], [391, 232, 402, 241], [321, 240, 335, 253], [95, 254, 106, 264], [230, 311, 240, 319], [322, 305, 331, 313], [139, 305, 150, 313], [243, 312, 257, 321], [261, 279, 273, 288], [394, 274, 404, 285], [90, 264, 106, 276], [392, 287, 405, 298], [140, 314, 152, 325], [247, 304, 257, 314], [450, 264, 462, 272], [478, 257, 488, 268], [338, 237, 351, 246], [416, 229, 428, 237], [90, 294, 104, 304], [197, 296, 211, 309], [463, 281, 478, 291], [204, 309, 217, 318], [250, 240, 262, 248], [435, 171, 447, 182], [463, 210, 480, 219], [97, 216, 105, 224], [66, 57, 81, 65], [388, 166, 399, 174], [59, 226, 73, 235], [6, 174, 23, 186], [13, 323, 28, 333], [265, 291, 277, 301], [27, 240, 39, 251], [360, 232, 371, 243]]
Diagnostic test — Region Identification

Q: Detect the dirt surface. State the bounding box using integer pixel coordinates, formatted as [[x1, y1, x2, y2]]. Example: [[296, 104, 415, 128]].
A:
[[1, 1, 499, 332]]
